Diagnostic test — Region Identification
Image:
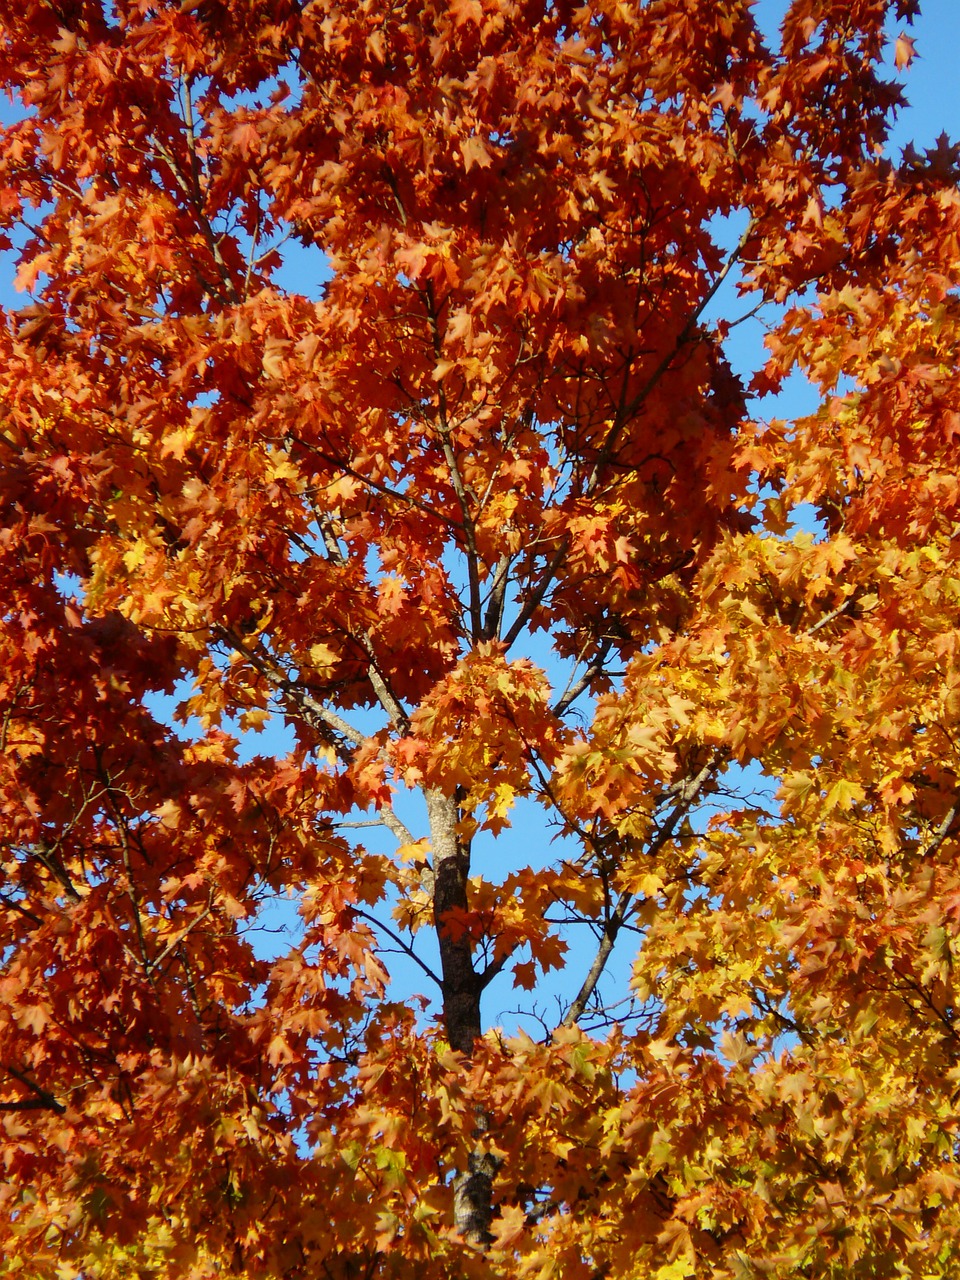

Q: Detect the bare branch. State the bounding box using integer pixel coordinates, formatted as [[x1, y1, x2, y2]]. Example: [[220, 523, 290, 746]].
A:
[[559, 753, 723, 1030], [0, 890, 43, 928], [482, 552, 512, 642], [298, 438, 463, 532], [920, 801, 959, 861], [358, 636, 410, 730], [220, 628, 417, 847], [552, 636, 614, 717], [502, 539, 569, 652], [807, 598, 856, 635], [1, 1066, 65, 1116], [150, 900, 215, 975], [561, 890, 633, 1029], [422, 283, 484, 640], [32, 843, 82, 903], [227, 630, 366, 749], [477, 946, 515, 991], [354, 908, 443, 989]]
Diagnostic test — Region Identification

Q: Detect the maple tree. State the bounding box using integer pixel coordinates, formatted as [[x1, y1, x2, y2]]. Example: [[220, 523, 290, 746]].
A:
[[2, 0, 960, 1275]]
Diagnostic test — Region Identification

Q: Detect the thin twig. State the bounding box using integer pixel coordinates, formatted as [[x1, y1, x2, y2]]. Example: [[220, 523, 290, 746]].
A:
[[353, 908, 442, 988], [552, 636, 614, 717], [561, 890, 633, 1029], [150, 900, 215, 974], [807, 598, 855, 635], [559, 753, 723, 1030]]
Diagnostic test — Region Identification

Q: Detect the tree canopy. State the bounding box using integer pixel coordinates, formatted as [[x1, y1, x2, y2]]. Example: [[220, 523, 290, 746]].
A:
[[2, 0, 960, 1276]]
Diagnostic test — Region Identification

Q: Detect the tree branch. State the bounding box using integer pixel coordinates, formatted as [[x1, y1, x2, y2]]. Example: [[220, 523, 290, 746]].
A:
[[425, 305, 484, 639], [220, 629, 417, 847], [920, 801, 959, 861], [354, 908, 442, 989], [560, 753, 723, 1030], [150, 899, 215, 975], [551, 636, 614, 717], [1, 1066, 65, 1116], [502, 538, 569, 652], [561, 890, 633, 1029], [482, 552, 512, 642]]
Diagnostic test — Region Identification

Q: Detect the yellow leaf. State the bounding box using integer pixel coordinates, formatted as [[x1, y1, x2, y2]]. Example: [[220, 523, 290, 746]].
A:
[[825, 778, 865, 812], [637, 871, 665, 897], [122, 539, 149, 571], [309, 642, 339, 672], [489, 1203, 526, 1252]]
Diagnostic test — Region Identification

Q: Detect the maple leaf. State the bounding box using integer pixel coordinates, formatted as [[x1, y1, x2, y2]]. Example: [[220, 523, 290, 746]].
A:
[[460, 135, 493, 173], [894, 32, 916, 71]]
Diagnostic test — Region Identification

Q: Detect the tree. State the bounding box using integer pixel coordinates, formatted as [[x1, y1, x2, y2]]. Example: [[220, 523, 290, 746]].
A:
[[2, 0, 960, 1274]]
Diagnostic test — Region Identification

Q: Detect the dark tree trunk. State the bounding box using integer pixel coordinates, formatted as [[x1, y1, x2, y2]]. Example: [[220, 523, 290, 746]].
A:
[[425, 788, 496, 1246]]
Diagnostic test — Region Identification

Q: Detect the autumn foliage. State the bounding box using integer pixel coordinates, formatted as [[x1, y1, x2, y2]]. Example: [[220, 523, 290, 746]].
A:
[[3, 0, 960, 1275]]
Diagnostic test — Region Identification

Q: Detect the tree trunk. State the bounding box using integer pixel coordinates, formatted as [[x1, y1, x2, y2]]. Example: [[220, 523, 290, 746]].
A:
[[425, 788, 496, 1247]]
